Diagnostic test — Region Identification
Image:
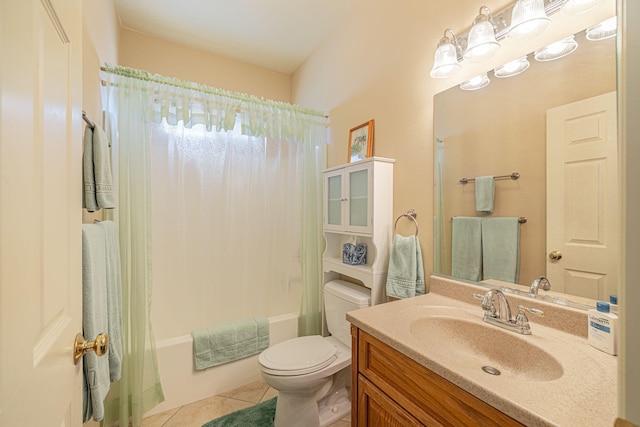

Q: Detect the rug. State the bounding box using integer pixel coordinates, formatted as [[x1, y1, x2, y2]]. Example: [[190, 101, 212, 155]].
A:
[[201, 397, 277, 427]]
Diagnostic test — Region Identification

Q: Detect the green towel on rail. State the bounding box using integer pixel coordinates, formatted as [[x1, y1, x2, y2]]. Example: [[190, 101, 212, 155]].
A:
[[192, 317, 270, 370], [451, 217, 483, 281], [482, 217, 520, 283]]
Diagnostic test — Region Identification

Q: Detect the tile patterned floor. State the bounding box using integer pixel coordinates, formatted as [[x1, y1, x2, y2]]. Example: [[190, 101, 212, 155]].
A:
[[141, 379, 351, 427]]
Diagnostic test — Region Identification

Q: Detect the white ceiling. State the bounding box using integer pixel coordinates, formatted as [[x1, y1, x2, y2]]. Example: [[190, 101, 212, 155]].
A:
[[114, 0, 354, 74]]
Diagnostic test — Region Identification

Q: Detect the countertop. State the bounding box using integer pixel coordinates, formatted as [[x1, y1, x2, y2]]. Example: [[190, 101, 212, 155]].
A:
[[347, 278, 617, 427]]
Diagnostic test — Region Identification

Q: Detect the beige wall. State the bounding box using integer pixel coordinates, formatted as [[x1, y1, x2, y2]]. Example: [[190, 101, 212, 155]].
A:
[[118, 28, 291, 103], [292, 0, 616, 280]]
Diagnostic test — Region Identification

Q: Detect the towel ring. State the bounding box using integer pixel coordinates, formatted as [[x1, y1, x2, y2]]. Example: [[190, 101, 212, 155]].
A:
[[394, 209, 419, 236]]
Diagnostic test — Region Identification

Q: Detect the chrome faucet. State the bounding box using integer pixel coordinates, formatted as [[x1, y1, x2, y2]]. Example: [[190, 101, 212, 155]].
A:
[[481, 289, 512, 323], [476, 289, 545, 335], [529, 276, 551, 296]]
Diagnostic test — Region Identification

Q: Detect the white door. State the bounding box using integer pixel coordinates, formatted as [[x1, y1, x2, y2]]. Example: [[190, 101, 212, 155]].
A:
[[546, 91, 618, 300], [0, 0, 83, 425]]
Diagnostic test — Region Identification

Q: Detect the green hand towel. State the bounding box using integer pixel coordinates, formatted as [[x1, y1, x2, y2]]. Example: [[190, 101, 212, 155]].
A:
[[475, 176, 495, 213], [482, 217, 520, 283], [385, 234, 425, 299], [451, 217, 482, 281]]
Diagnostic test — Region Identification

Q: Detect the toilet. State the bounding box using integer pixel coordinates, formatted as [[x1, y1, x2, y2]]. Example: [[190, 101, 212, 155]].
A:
[[258, 280, 370, 427]]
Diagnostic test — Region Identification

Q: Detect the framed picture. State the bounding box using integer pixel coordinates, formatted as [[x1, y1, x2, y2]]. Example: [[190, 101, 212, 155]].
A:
[[348, 119, 374, 163]]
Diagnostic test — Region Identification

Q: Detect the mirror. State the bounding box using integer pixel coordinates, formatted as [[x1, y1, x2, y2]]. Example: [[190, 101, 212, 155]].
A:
[[433, 26, 617, 308]]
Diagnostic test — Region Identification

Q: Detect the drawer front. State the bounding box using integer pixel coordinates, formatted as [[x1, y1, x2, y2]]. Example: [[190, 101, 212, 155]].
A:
[[358, 331, 525, 427]]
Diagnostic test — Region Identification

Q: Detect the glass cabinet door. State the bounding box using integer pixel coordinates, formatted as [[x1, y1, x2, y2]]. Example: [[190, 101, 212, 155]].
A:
[[327, 174, 343, 226], [348, 168, 369, 227]]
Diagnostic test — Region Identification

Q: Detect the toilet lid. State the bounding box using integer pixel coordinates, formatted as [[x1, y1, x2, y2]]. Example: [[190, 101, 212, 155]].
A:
[[259, 335, 337, 375]]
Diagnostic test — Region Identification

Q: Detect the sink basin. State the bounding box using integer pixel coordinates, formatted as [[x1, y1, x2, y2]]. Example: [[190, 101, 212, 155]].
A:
[[409, 315, 564, 382]]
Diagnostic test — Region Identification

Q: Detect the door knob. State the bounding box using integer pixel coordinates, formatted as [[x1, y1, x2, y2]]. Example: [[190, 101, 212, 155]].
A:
[[73, 332, 108, 365], [548, 250, 563, 261]]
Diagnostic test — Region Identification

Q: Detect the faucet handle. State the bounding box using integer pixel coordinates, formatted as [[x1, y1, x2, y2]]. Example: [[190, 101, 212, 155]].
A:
[[519, 305, 545, 317], [515, 305, 544, 329]]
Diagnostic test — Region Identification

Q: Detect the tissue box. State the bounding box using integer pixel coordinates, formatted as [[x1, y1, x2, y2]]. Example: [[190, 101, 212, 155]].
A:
[[342, 243, 367, 265]]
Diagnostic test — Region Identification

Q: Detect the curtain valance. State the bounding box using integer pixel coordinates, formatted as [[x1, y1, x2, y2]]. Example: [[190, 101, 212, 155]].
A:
[[102, 65, 329, 143]]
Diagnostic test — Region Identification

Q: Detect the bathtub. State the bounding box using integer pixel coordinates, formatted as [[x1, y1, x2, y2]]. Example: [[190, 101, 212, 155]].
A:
[[145, 313, 299, 417]]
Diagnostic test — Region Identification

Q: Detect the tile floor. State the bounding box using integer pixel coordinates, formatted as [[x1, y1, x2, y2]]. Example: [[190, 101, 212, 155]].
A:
[[141, 379, 351, 427]]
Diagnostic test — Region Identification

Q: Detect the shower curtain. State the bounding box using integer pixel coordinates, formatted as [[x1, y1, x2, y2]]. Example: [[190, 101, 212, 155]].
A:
[[101, 65, 328, 425]]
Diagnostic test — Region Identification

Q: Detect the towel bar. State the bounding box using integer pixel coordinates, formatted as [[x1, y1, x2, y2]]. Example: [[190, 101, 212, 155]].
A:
[[459, 172, 520, 185], [451, 216, 527, 224], [82, 110, 96, 129]]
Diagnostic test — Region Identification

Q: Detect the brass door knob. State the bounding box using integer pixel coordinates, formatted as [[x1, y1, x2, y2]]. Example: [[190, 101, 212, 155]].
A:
[[73, 332, 108, 365], [548, 250, 563, 261]]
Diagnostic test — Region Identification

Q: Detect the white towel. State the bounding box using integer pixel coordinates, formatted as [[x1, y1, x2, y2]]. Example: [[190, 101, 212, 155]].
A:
[[83, 124, 116, 212], [82, 224, 111, 422], [385, 234, 425, 299]]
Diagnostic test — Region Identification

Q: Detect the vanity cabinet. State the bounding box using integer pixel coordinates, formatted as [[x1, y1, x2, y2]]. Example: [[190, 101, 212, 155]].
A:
[[322, 157, 394, 306], [351, 326, 526, 427]]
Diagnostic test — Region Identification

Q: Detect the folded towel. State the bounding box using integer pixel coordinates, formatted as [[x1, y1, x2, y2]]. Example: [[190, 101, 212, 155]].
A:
[[82, 224, 111, 422], [83, 124, 116, 212], [475, 176, 495, 213], [192, 317, 270, 370], [385, 234, 425, 299], [451, 217, 483, 281], [97, 221, 123, 382], [83, 126, 98, 212], [482, 217, 520, 283]]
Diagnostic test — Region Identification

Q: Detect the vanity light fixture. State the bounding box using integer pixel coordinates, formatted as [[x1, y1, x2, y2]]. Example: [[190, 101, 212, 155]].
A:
[[494, 56, 530, 78], [506, 0, 551, 41], [430, 29, 463, 78], [586, 16, 617, 41], [561, 0, 605, 15], [533, 35, 578, 61], [459, 73, 490, 91], [463, 6, 501, 62]]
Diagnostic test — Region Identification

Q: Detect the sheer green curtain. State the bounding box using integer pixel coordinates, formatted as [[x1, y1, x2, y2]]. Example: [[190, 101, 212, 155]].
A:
[[102, 70, 164, 427], [298, 131, 327, 337], [100, 65, 328, 424]]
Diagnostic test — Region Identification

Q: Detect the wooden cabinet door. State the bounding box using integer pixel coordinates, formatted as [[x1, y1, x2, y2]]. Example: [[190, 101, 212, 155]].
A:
[[357, 375, 424, 427]]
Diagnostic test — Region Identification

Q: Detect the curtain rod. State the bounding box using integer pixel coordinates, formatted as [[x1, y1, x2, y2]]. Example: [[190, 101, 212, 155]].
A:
[[100, 65, 329, 119]]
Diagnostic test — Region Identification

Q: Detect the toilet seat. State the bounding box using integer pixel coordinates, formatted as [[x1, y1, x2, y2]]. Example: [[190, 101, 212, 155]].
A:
[[259, 335, 337, 376]]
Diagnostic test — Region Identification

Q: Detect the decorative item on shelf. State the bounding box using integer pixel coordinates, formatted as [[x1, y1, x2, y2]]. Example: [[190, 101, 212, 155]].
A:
[[348, 119, 374, 163], [342, 236, 367, 265]]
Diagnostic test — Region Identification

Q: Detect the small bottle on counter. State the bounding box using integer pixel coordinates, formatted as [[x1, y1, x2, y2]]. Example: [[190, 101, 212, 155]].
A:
[[588, 302, 618, 356], [609, 294, 618, 315]]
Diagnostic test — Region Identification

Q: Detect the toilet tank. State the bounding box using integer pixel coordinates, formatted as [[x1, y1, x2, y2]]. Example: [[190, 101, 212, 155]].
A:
[[324, 280, 371, 347]]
